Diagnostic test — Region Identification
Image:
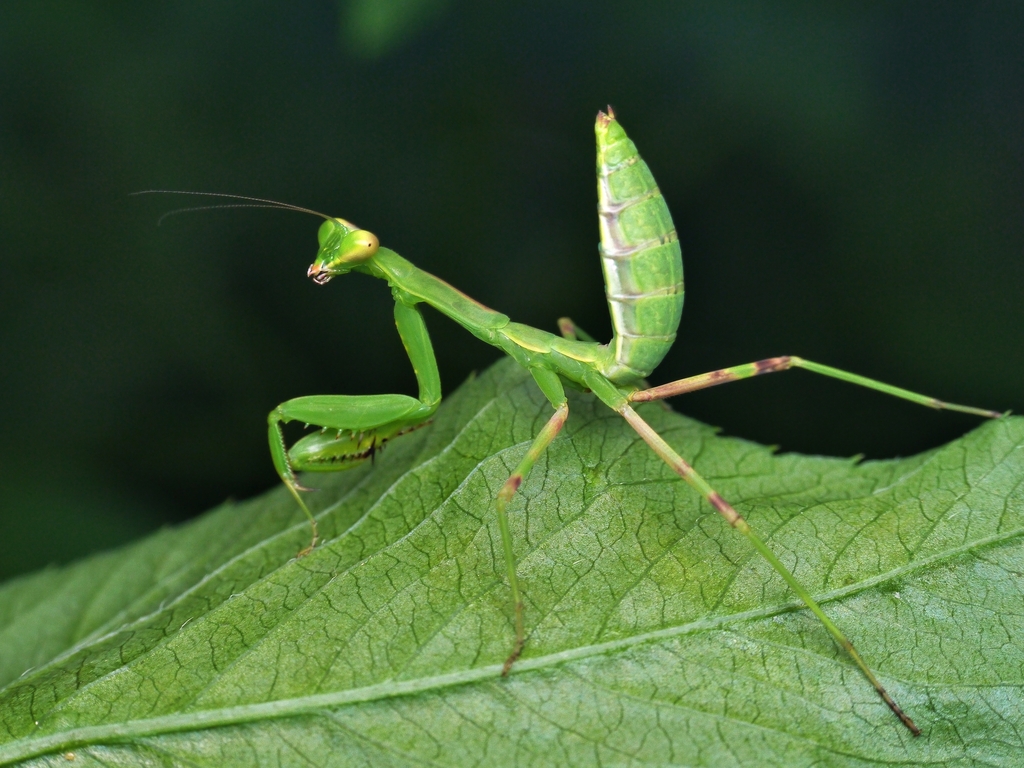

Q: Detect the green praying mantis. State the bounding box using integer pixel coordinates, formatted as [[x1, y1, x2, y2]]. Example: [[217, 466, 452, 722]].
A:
[[154, 109, 1003, 736]]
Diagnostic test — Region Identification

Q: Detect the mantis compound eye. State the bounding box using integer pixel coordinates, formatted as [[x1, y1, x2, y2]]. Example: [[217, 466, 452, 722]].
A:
[[337, 229, 379, 263]]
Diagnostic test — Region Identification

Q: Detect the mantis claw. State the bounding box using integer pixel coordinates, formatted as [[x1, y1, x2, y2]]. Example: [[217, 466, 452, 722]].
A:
[[295, 526, 319, 558], [501, 645, 522, 676]]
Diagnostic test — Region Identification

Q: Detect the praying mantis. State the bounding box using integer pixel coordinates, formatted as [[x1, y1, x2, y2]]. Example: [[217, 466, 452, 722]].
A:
[[257, 108, 1002, 737]]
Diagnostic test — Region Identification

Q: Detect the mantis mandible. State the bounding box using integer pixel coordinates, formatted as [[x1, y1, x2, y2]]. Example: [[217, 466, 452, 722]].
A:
[[263, 108, 1001, 736]]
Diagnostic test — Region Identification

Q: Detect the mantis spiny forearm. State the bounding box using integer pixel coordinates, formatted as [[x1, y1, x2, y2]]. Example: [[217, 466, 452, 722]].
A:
[[264, 108, 1002, 735]]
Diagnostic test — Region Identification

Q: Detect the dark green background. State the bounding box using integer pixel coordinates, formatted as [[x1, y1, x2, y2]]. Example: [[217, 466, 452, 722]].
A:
[[1, 1, 1022, 580]]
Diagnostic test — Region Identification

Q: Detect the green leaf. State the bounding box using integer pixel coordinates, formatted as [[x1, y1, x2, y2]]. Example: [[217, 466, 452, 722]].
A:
[[1, 358, 1022, 766]]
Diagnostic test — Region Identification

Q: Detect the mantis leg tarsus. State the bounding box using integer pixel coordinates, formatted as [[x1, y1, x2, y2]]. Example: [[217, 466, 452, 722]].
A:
[[499, 598, 524, 675], [630, 355, 1002, 419], [295, 521, 319, 558], [617, 403, 921, 736]]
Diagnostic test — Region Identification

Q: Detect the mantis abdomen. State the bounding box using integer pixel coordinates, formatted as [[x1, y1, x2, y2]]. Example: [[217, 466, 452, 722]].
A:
[[595, 109, 684, 383]]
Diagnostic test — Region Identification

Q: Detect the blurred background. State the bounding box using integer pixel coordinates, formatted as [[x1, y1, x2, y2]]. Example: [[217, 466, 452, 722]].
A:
[[1, 1, 1022, 580]]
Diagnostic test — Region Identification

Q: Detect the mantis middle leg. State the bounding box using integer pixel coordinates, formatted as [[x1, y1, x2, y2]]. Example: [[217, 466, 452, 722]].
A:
[[496, 366, 569, 674], [629, 355, 1003, 418], [268, 299, 442, 554]]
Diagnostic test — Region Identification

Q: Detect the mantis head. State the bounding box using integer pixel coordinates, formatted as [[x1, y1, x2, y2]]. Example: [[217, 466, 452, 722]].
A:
[[307, 218, 380, 284]]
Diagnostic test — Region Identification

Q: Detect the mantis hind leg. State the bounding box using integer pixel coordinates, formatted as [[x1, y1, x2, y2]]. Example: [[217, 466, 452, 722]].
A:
[[497, 367, 569, 674], [581, 368, 921, 735], [630, 355, 1003, 418], [617, 400, 921, 735]]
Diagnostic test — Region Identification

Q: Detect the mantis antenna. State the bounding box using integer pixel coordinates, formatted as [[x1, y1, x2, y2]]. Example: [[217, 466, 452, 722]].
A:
[[130, 190, 331, 225]]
